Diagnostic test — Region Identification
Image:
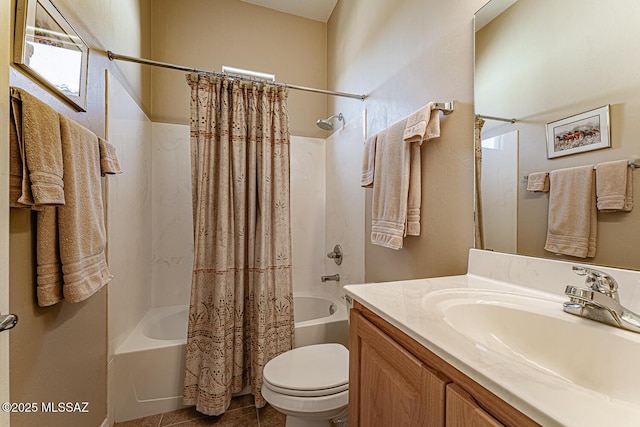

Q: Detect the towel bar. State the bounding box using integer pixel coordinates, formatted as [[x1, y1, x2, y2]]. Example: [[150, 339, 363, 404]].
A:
[[524, 159, 640, 180], [434, 101, 455, 115]]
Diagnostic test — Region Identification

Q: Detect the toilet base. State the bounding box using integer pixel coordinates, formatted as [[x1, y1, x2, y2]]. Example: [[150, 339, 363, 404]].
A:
[[285, 414, 331, 427], [284, 407, 348, 427]]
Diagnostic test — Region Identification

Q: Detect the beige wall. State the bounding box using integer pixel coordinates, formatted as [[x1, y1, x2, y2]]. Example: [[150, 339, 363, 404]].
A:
[[150, 0, 328, 138], [7, 1, 149, 426], [53, 0, 152, 115], [0, 2, 10, 426], [328, 0, 487, 281], [476, 0, 640, 270]]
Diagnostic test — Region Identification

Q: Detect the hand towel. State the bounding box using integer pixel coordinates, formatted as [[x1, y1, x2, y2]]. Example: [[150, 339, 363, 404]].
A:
[[403, 102, 440, 144], [526, 172, 550, 192], [99, 137, 123, 176], [596, 160, 633, 212], [36, 115, 113, 306], [544, 165, 597, 258], [361, 134, 377, 188], [404, 104, 441, 236], [371, 118, 411, 249], [17, 89, 65, 206]]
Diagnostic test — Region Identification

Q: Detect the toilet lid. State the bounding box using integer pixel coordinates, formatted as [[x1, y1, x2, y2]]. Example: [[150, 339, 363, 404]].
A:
[[263, 343, 349, 396]]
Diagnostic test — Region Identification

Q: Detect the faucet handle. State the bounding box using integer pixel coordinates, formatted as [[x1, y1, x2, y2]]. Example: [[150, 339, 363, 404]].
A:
[[572, 265, 619, 299], [327, 245, 343, 265]]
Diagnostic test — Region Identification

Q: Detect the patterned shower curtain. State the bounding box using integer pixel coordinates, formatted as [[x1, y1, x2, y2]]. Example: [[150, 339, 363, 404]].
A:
[[183, 73, 295, 416], [474, 116, 485, 249]]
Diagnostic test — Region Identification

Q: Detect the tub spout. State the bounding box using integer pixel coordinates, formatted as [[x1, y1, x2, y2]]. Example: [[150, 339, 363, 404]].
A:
[[321, 274, 340, 283]]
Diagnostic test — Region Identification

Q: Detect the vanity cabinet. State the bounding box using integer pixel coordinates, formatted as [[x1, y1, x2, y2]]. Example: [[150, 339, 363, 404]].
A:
[[349, 301, 539, 427], [446, 384, 503, 427]]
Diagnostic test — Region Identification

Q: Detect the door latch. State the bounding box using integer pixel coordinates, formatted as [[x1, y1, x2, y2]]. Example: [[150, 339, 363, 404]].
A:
[[0, 313, 18, 332]]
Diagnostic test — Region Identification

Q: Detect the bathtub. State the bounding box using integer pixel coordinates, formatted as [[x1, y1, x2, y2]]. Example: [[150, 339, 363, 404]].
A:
[[113, 293, 349, 422]]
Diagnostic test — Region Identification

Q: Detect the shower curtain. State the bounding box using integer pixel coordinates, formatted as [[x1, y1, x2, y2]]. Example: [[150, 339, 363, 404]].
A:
[[474, 117, 485, 249], [183, 73, 295, 416]]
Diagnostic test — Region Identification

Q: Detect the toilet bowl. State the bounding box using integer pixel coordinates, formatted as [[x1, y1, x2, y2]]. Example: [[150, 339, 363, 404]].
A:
[[261, 343, 349, 427]]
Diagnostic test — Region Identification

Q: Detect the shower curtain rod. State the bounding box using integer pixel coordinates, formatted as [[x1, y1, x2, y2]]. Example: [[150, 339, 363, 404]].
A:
[[476, 114, 516, 123], [107, 51, 367, 101]]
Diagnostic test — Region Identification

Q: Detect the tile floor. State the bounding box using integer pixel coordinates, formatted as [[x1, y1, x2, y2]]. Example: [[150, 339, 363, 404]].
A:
[[113, 395, 285, 427]]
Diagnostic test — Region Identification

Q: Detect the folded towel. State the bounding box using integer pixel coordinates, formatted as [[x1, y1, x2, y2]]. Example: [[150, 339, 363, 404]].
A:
[[526, 172, 550, 192], [596, 160, 633, 212], [404, 104, 441, 236], [371, 104, 442, 249], [406, 141, 422, 236], [99, 137, 123, 176], [36, 115, 113, 306], [361, 134, 377, 188], [9, 96, 28, 208], [544, 165, 597, 258], [371, 118, 410, 249], [17, 89, 65, 206], [403, 103, 440, 144], [36, 206, 63, 306]]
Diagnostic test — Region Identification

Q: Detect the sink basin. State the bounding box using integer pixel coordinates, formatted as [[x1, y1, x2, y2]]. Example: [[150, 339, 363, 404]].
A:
[[422, 289, 640, 405]]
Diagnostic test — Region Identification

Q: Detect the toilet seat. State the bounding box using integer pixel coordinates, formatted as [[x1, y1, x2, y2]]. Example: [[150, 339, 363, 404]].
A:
[[262, 343, 349, 398]]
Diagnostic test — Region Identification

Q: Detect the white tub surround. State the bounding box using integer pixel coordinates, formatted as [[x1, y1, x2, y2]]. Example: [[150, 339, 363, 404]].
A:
[[113, 306, 189, 422], [293, 293, 349, 349], [344, 249, 640, 427]]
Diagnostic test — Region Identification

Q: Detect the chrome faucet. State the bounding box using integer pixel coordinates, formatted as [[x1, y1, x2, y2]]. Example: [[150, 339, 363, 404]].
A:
[[321, 274, 340, 283], [563, 265, 640, 333]]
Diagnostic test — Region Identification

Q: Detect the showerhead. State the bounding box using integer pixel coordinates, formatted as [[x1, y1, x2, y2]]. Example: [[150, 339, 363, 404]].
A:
[[316, 113, 344, 131]]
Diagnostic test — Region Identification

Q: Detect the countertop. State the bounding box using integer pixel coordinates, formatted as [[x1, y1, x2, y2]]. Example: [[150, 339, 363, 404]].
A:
[[344, 249, 640, 427]]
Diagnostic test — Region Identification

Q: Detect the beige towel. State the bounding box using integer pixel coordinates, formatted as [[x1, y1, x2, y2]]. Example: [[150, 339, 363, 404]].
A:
[[526, 172, 550, 192], [9, 96, 28, 208], [544, 165, 597, 258], [361, 134, 377, 188], [404, 104, 441, 236], [16, 89, 65, 206], [371, 118, 410, 249], [403, 102, 440, 143], [99, 137, 123, 176], [405, 142, 422, 236], [36, 206, 63, 306], [36, 115, 113, 306], [596, 160, 633, 212]]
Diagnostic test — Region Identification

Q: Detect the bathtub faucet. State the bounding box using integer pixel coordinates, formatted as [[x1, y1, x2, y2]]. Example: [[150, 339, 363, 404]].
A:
[[321, 274, 340, 283]]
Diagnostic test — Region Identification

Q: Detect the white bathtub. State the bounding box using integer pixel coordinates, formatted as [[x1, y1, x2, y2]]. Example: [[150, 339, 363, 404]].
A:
[[113, 293, 349, 422]]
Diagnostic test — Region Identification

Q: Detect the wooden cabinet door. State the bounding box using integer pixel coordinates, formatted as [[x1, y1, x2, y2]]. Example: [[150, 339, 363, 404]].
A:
[[349, 311, 448, 427], [446, 384, 504, 427]]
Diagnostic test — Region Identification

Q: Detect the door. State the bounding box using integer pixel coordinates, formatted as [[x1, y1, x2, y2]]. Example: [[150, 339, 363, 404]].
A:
[[1, 0, 12, 425]]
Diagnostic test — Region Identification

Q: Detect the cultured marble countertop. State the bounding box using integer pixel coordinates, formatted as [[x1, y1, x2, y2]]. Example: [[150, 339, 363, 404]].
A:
[[344, 249, 640, 427]]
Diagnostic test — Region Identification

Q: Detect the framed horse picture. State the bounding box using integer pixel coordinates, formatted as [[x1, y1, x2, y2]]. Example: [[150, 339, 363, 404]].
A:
[[546, 105, 610, 158]]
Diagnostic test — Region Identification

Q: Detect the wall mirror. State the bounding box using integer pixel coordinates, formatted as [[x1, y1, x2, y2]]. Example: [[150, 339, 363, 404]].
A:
[[474, 0, 640, 271], [14, 0, 89, 111]]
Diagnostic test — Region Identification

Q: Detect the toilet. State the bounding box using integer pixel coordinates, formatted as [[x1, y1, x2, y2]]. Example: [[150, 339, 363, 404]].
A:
[[261, 343, 349, 427]]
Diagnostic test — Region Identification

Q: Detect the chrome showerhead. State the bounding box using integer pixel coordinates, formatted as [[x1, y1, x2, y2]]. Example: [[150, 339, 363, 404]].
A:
[[316, 113, 344, 131]]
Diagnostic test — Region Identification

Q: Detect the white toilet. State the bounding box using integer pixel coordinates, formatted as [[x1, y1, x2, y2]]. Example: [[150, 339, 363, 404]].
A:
[[261, 343, 349, 427]]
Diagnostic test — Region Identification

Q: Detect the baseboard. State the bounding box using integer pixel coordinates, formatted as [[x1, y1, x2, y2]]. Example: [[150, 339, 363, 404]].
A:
[[100, 417, 110, 427]]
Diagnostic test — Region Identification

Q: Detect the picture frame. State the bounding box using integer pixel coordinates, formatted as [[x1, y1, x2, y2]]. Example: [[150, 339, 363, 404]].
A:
[[546, 105, 610, 159], [13, 0, 89, 111]]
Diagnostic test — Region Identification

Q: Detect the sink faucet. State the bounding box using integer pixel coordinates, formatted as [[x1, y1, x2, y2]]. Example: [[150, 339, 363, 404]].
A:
[[563, 266, 640, 333]]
